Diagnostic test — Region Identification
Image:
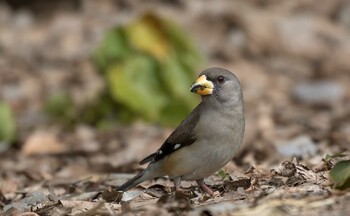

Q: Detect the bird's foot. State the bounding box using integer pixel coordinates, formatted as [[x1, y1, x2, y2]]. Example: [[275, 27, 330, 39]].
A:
[[196, 179, 219, 196], [173, 177, 182, 192]]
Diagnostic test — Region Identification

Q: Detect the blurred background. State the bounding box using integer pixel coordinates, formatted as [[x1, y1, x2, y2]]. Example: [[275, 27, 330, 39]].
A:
[[1, 0, 350, 212]]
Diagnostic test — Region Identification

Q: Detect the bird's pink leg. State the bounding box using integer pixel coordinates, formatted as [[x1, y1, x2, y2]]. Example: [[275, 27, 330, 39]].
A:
[[196, 179, 214, 195]]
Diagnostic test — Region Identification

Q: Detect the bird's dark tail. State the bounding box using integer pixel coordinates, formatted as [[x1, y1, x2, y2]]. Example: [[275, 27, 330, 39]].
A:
[[117, 170, 146, 191]]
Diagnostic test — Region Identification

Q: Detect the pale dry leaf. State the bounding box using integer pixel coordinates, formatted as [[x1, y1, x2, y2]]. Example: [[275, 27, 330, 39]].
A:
[[21, 130, 66, 156]]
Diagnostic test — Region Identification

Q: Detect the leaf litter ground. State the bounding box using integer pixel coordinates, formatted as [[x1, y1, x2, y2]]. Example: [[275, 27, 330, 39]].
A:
[[1, 0, 350, 215]]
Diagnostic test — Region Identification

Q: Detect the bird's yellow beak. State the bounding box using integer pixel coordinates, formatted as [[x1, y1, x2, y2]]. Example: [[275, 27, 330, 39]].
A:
[[190, 75, 214, 95]]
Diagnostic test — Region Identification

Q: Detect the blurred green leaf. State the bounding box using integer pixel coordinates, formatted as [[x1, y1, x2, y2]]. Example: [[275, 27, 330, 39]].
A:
[[107, 55, 168, 120], [92, 13, 203, 126], [80, 13, 205, 127], [125, 14, 169, 60], [164, 18, 202, 70], [329, 160, 350, 190], [160, 56, 199, 108], [44, 92, 75, 126], [93, 28, 130, 72], [160, 99, 191, 126], [0, 101, 16, 143]]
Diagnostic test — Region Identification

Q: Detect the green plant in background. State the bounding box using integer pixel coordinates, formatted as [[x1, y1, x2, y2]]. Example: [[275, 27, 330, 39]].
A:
[[0, 101, 16, 144], [45, 13, 202, 128], [93, 13, 202, 126], [44, 91, 121, 130], [329, 159, 350, 190], [44, 92, 75, 126]]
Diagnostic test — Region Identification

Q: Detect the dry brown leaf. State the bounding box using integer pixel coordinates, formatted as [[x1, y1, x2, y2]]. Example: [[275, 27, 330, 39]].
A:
[[21, 130, 66, 156]]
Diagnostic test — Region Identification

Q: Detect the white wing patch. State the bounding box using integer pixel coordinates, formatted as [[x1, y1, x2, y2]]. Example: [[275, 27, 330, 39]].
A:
[[174, 144, 181, 149]]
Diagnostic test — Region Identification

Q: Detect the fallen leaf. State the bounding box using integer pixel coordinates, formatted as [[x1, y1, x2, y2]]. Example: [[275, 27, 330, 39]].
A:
[[21, 130, 67, 155], [329, 160, 350, 189]]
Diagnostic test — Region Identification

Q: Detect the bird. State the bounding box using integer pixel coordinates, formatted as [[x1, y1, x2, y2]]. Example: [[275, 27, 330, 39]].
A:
[[117, 67, 245, 195]]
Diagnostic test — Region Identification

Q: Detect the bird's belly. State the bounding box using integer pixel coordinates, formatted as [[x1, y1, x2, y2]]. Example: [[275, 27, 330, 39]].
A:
[[181, 142, 235, 181], [161, 138, 237, 181]]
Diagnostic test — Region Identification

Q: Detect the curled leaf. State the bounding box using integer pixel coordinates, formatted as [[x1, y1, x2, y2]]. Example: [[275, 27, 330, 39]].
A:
[[125, 14, 169, 60], [107, 55, 168, 120], [90, 13, 204, 126], [94, 28, 131, 72], [329, 160, 350, 190]]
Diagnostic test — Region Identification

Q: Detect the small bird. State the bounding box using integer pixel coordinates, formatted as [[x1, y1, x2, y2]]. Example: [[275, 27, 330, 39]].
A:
[[117, 67, 245, 195]]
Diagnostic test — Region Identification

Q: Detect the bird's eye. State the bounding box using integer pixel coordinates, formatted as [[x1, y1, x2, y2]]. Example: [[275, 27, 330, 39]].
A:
[[217, 76, 225, 83]]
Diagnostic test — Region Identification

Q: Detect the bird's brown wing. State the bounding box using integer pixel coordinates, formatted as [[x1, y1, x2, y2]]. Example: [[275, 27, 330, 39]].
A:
[[139, 103, 202, 165]]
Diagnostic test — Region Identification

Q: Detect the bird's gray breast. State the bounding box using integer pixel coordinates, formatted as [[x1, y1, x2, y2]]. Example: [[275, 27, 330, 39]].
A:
[[196, 107, 244, 149], [181, 107, 244, 180]]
